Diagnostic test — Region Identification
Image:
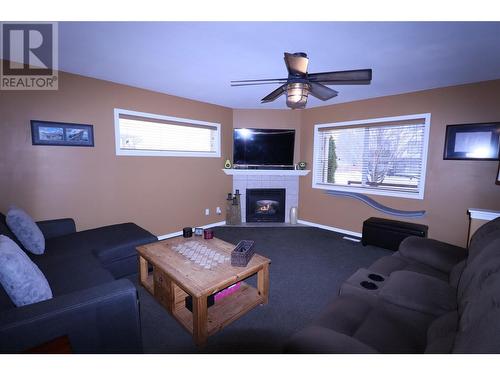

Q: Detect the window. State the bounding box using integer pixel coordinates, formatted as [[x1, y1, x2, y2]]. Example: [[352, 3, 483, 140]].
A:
[[114, 108, 221, 157], [312, 113, 431, 199]]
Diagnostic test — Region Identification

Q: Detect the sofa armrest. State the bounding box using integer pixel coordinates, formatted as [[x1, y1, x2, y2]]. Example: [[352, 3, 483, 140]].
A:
[[36, 218, 76, 240], [285, 325, 379, 354], [399, 236, 467, 273], [0, 279, 142, 353]]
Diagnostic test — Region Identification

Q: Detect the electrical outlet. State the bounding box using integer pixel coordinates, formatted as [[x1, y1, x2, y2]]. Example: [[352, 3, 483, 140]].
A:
[[205, 208, 210, 216], [216, 207, 222, 215]]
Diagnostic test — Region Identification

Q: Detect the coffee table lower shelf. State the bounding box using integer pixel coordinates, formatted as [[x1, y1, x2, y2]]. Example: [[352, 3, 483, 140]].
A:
[[141, 273, 264, 343], [173, 282, 263, 337]]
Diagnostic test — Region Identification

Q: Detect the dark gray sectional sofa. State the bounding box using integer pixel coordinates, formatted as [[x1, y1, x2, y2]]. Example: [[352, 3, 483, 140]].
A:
[[0, 213, 157, 353], [286, 217, 500, 354]]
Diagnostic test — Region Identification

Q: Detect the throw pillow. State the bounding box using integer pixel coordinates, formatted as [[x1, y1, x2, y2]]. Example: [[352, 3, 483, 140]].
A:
[[6, 206, 45, 255], [0, 235, 53, 307]]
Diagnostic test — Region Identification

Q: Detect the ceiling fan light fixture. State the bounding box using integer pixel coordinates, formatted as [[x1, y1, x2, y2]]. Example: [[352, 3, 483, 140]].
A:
[[233, 52, 372, 109], [286, 82, 309, 109]]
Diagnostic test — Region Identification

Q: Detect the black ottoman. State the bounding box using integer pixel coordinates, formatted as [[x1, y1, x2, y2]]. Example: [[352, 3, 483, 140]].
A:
[[362, 217, 428, 251]]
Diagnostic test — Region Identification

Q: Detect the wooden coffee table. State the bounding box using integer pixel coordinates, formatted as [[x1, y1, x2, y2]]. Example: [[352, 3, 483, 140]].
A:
[[136, 236, 271, 346]]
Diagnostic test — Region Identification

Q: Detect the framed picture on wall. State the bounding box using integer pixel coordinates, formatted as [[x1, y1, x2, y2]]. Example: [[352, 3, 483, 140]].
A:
[[31, 120, 94, 147], [443, 122, 500, 160]]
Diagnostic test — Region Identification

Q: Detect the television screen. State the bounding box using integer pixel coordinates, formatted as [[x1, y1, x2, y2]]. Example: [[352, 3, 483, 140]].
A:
[[233, 128, 295, 167]]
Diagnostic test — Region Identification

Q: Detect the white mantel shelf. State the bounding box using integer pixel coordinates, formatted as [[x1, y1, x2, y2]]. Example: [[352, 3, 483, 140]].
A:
[[222, 169, 310, 176]]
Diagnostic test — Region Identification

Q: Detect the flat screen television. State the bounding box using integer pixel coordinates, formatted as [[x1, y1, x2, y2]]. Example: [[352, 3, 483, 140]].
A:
[[233, 128, 295, 168]]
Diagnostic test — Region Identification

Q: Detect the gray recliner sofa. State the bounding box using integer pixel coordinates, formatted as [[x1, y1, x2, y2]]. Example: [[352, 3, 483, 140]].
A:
[[286, 217, 500, 353], [0, 212, 157, 353]]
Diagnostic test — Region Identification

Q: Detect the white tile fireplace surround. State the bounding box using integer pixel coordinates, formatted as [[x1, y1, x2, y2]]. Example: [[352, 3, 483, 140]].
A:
[[223, 169, 310, 223]]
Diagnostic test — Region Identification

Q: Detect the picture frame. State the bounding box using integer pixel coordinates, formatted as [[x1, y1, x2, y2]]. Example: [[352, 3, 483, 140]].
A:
[[443, 122, 500, 160], [31, 120, 94, 147]]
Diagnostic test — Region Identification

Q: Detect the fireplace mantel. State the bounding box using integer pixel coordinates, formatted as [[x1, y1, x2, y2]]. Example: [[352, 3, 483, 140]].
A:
[[222, 169, 310, 176]]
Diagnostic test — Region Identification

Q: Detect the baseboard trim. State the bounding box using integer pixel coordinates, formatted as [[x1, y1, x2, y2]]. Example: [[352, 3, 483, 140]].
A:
[[297, 219, 362, 238], [158, 219, 361, 240], [157, 221, 226, 241], [343, 236, 361, 242]]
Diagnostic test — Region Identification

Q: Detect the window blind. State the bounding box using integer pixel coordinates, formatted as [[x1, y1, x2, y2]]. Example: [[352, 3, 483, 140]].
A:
[[114, 109, 220, 157], [313, 114, 430, 199]]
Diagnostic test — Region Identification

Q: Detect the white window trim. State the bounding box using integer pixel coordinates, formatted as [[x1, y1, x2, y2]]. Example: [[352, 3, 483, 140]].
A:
[[312, 113, 431, 200], [113, 108, 221, 157]]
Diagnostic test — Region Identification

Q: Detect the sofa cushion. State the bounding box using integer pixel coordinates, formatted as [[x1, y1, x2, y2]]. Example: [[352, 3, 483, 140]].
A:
[[34, 253, 115, 297], [398, 236, 466, 273], [45, 223, 155, 263], [449, 260, 466, 288], [0, 213, 24, 249], [458, 270, 500, 334], [314, 294, 373, 336], [6, 207, 45, 255], [286, 325, 379, 353], [454, 273, 500, 353], [89, 223, 156, 264], [425, 310, 458, 353], [368, 253, 448, 281], [0, 235, 52, 307], [41, 222, 156, 278], [312, 295, 434, 353], [378, 270, 457, 316], [1, 213, 40, 309], [457, 237, 500, 312], [454, 307, 500, 353], [43, 234, 97, 260], [425, 334, 456, 354]]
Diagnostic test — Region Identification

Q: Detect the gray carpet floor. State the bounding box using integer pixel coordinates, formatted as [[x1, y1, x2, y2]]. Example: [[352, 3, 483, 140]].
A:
[[128, 226, 391, 353]]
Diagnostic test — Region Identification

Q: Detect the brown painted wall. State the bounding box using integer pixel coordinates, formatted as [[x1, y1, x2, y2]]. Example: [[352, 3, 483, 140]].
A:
[[0, 70, 233, 236], [1, 65, 499, 246], [232, 109, 302, 165], [299, 79, 500, 246]]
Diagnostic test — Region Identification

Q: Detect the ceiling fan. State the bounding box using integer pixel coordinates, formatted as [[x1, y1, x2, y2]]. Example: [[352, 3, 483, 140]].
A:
[[231, 52, 372, 109]]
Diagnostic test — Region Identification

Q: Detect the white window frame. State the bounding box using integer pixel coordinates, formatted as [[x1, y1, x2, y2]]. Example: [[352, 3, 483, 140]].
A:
[[312, 113, 431, 200], [113, 108, 221, 157]]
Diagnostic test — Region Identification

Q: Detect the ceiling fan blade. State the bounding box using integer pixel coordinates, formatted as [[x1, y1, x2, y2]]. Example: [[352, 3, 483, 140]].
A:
[[308, 69, 372, 84], [232, 82, 288, 87], [261, 84, 287, 103], [284, 52, 309, 76], [231, 78, 288, 86], [308, 82, 338, 101]]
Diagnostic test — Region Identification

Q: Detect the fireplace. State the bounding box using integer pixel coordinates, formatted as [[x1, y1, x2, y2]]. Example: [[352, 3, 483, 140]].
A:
[[246, 188, 286, 223]]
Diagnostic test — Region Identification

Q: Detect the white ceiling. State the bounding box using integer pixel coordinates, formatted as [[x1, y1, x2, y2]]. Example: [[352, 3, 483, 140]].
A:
[[57, 22, 500, 109]]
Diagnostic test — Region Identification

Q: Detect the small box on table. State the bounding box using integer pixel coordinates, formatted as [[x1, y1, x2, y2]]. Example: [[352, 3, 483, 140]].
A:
[[231, 240, 255, 267]]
